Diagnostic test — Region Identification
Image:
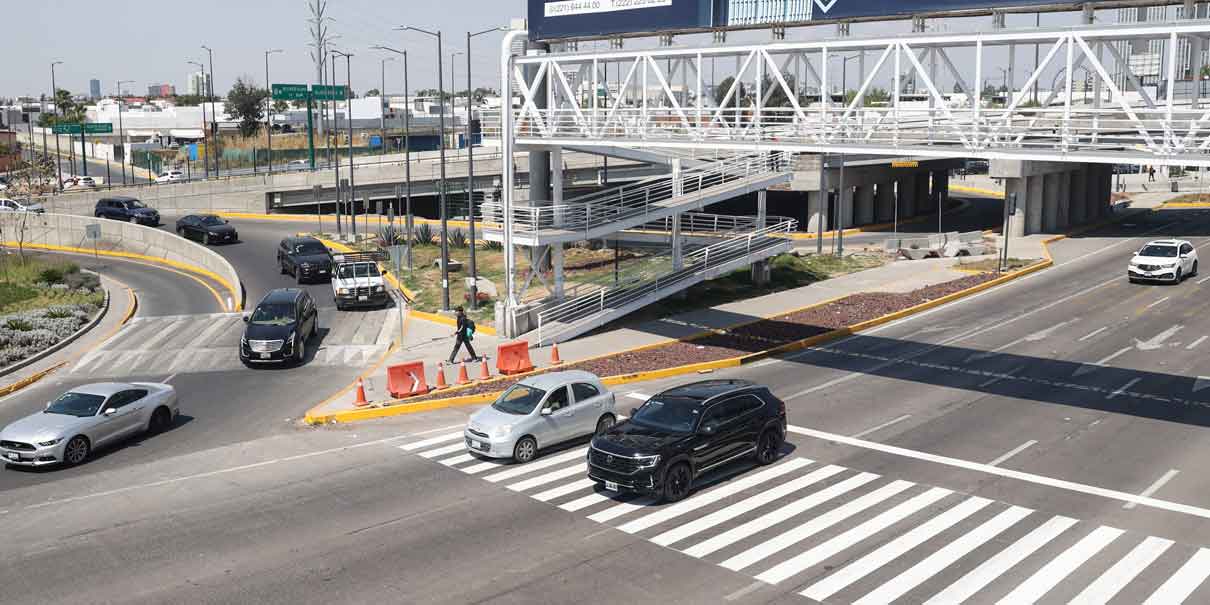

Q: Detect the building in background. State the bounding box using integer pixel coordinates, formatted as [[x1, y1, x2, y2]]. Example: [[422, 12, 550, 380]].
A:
[[89, 79, 101, 99], [147, 83, 176, 98], [186, 71, 211, 97], [1115, 4, 1209, 91]]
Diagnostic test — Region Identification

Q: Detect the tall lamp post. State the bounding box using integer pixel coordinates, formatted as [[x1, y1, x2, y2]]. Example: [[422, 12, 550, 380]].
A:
[[188, 60, 209, 178], [265, 49, 283, 175], [465, 26, 505, 309], [379, 56, 395, 159], [398, 25, 451, 311], [333, 50, 356, 237], [201, 45, 218, 177], [372, 45, 414, 274], [50, 61, 64, 190], [115, 80, 133, 185]]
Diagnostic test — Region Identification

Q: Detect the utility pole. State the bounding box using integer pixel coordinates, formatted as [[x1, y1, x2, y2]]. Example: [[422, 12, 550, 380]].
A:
[[334, 51, 356, 238], [380, 56, 394, 158], [265, 49, 282, 175], [307, 0, 332, 139], [202, 45, 217, 177], [375, 45, 415, 273], [50, 61, 63, 191], [465, 27, 503, 309], [189, 60, 209, 178], [116, 80, 133, 185], [331, 52, 341, 236]]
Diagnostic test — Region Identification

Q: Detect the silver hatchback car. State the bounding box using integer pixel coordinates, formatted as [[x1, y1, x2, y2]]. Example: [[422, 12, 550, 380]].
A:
[[464, 370, 616, 463]]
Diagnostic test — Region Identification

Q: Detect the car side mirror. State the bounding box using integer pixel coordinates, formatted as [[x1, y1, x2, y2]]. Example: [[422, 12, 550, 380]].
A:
[[541, 408, 553, 416], [103, 408, 117, 416], [699, 422, 718, 436], [242, 315, 250, 323]]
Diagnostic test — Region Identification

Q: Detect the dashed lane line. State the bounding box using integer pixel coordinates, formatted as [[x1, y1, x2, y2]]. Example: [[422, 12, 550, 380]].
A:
[[1124, 469, 1181, 510], [1189, 336, 1208, 350], [1078, 326, 1109, 342], [851, 414, 912, 439], [1107, 378, 1143, 400], [988, 440, 1038, 467]]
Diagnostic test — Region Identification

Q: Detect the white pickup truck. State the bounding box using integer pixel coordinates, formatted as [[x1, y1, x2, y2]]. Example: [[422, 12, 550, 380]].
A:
[[331, 254, 391, 310]]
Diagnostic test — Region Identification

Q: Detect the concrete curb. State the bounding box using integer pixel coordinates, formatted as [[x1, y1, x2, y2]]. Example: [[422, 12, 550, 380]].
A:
[[0, 278, 110, 379], [950, 184, 1006, 198]]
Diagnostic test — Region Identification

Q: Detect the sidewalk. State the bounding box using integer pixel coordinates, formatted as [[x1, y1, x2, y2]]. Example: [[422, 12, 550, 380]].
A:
[[311, 255, 978, 418]]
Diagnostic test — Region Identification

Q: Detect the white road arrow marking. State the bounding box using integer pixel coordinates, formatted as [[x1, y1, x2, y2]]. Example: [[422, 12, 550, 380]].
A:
[[966, 319, 1077, 362], [1136, 325, 1184, 351], [409, 371, 421, 394], [815, 0, 840, 13]]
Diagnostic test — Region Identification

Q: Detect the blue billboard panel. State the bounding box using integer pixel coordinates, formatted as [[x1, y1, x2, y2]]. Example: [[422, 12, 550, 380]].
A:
[[529, 0, 719, 40], [812, 0, 1112, 20]]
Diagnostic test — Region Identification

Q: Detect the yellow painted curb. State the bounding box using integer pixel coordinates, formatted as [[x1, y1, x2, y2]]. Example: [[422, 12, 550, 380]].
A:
[[0, 362, 67, 397], [303, 340, 400, 422], [1159, 202, 1210, 208], [950, 184, 1006, 199], [220, 211, 471, 230], [4, 242, 241, 312]]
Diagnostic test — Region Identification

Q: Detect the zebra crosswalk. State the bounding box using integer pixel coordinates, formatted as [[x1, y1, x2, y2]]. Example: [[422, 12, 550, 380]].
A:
[[397, 430, 1210, 604]]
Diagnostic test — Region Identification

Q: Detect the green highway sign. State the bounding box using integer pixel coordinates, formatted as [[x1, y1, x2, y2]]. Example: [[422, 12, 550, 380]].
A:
[[51, 123, 82, 135], [311, 84, 348, 101], [84, 123, 113, 134], [272, 83, 309, 101], [52, 123, 113, 134]]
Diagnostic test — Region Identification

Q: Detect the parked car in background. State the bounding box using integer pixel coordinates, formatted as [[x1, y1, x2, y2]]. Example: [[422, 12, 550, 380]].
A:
[[95, 196, 159, 226], [277, 236, 333, 283], [0, 382, 179, 467], [155, 170, 185, 183], [465, 371, 616, 463], [287, 159, 310, 170], [331, 253, 390, 310], [64, 176, 98, 189], [1129, 239, 1199, 284], [0, 198, 45, 213], [589, 380, 787, 503], [176, 214, 238, 245], [240, 288, 319, 366]]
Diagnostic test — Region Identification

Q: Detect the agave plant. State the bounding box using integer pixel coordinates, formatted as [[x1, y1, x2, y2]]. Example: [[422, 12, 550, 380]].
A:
[[377, 224, 407, 246], [483, 239, 503, 251], [449, 229, 468, 249], [414, 223, 435, 246]]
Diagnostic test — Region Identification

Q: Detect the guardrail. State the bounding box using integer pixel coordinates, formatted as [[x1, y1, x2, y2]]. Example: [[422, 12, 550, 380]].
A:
[[637, 212, 796, 235], [534, 219, 796, 345], [0, 213, 243, 311]]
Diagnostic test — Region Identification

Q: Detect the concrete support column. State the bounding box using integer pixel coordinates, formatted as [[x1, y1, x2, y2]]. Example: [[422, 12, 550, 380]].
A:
[[1070, 169, 1087, 225], [1026, 174, 1044, 234], [551, 243, 564, 299], [855, 185, 876, 225], [756, 189, 767, 225], [671, 158, 683, 197], [807, 190, 829, 232], [1005, 177, 1029, 237], [1057, 170, 1071, 230], [874, 182, 895, 223], [1099, 164, 1113, 217], [899, 174, 918, 218], [931, 170, 949, 213], [672, 213, 684, 271], [915, 173, 930, 220], [1042, 173, 1061, 232], [837, 186, 854, 231]]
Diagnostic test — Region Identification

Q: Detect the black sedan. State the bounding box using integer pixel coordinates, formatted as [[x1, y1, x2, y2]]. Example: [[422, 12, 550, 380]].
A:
[[176, 214, 238, 245]]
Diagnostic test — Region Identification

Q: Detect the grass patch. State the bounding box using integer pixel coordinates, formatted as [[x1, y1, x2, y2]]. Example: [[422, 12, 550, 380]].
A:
[[955, 257, 1037, 273], [1166, 193, 1210, 204], [0, 256, 105, 313]]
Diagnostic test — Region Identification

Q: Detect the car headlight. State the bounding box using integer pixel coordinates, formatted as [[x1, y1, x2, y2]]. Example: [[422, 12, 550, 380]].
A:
[[491, 424, 513, 438], [373, 285, 384, 293], [635, 454, 661, 469], [287, 333, 296, 346], [337, 288, 349, 295], [37, 438, 60, 447]]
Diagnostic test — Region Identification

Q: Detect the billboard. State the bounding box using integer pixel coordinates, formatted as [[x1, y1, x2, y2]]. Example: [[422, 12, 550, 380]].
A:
[[801, 0, 1111, 21], [529, 0, 720, 40]]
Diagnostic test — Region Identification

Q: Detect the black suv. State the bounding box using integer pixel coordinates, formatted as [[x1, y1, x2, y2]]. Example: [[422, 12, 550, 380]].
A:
[[240, 288, 319, 366], [588, 380, 787, 503], [95, 196, 159, 226], [277, 236, 333, 283]]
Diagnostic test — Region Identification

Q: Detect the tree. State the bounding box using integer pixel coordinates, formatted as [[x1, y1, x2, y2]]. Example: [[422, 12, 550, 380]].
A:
[[223, 77, 269, 137], [759, 75, 798, 108], [36, 89, 85, 126], [713, 77, 747, 108], [365, 88, 381, 98], [272, 99, 289, 114]]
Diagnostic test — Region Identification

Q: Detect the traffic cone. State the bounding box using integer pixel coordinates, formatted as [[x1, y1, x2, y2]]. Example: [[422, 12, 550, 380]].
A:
[[550, 342, 563, 365], [478, 356, 492, 381], [434, 362, 449, 389], [353, 379, 370, 408], [456, 360, 471, 385]]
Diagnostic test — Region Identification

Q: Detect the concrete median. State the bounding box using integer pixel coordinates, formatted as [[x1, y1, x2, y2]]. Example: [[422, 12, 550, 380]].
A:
[[0, 213, 242, 311]]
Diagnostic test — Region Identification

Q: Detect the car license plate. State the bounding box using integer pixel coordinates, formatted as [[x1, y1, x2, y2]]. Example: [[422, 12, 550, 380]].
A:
[[472, 440, 485, 450], [6, 452, 18, 461], [604, 481, 619, 492], [260, 353, 271, 359], [358, 295, 368, 301]]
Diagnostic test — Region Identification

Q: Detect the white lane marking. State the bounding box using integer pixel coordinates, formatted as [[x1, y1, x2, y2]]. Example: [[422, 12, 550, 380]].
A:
[[718, 480, 915, 572], [1069, 536, 1174, 605], [996, 526, 1124, 605], [651, 465, 846, 547], [1073, 347, 1132, 376], [724, 581, 766, 602], [532, 478, 596, 502], [508, 463, 586, 492], [1199, 275, 1210, 285], [682, 472, 880, 559], [587, 496, 659, 523], [1107, 378, 1143, 400], [617, 458, 811, 535], [989, 440, 1039, 467], [754, 487, 953, 584], [438, 453, 475, 467], [410, 423, 468, 437], [417, 443, 465, 459], [461, 460, 508, 475], [1195, 376, 1210, 393], [1124, 469, 1181, 510], [560, 491, 616, 512], [626, 392, 651, 401], [483, 447, 588, 483], [1078, 326, 1109, 342], [802, 496, 992, 601], [1146, 296, 1172, 309], [855, 505, 1033, 605], [1142, 548, 1210, 605], [979, 365, 1023, 388], [1136, 324, 1184, 350], [924, 516, 1079, 605], [965, 319, 1077, 362], [1188, 336, 1209, 350], [401, 431, 463, 451], [851, 414, 912, 439], [748, 359, 780, 369], [160, 373, 178, 384], [787, 424, 1210, 520]]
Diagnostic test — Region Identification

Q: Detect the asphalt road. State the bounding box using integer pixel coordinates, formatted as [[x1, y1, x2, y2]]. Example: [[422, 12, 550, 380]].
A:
[[5, 207, 1210, 603]]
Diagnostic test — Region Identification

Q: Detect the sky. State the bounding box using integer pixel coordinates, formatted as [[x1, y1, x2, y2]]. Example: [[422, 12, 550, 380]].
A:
[[7, 1, 1097, 100]]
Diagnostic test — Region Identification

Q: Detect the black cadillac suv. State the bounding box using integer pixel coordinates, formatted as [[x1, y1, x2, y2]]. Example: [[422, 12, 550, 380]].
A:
[[587, 380, 787, 503]]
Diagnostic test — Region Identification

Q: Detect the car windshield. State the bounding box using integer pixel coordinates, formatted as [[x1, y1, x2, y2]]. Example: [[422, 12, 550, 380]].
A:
[[45, 392, 107, 417], [491, 384, 546, 415], [1139, 245, 1178, 258], [630, 397, 700, 433], [337, 263, 380, 279], [294, 242, 327, 255], [126, 200, 146, 209], [249, 303, 295, 326], [200, 216, 224, 226]]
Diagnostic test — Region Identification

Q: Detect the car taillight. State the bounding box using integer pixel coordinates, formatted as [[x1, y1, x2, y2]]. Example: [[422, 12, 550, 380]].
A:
[[779, 399, 786, 416]]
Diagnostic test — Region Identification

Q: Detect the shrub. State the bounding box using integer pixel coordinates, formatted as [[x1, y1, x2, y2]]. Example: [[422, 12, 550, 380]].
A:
[[483, 239, 503, 251], [5, 318, 32, 331], [38, 267, 64, 284], [414, 223, 435, 246], [63, 271, 99, 292], [449, 229, 468, 249], [378, 224, 407, 246]]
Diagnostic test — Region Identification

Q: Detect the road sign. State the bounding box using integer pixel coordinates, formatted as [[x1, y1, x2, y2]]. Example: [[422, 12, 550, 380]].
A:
[[85, 223, 101, 239], [891, 160, 920, 168], [51, 123, 113, 134], [272, 84, 309, 101], [84, 123, 113, 134], [51, 124, 83, 135], [311, 84, 348, 101]]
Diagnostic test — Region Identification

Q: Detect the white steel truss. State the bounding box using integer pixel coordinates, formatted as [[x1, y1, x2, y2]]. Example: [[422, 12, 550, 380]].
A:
[[494, 20, 1210, 168]]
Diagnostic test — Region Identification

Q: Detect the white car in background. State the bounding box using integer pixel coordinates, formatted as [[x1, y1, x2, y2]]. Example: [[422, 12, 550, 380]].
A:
[[1129, 239, 1199, 283], [0, 198, 45, 213], [155, 170, 185, 183]]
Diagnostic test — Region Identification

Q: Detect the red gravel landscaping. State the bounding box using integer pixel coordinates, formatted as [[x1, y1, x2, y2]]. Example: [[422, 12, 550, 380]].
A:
[[392, 272, 999, 405]]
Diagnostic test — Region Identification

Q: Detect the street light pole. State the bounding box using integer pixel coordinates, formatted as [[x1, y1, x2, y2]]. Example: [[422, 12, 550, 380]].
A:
[[50, 61, 63, 191], [374, 45, 413, 273], [380, 56, 394, 159], [334, 50, 356, 237], [265, 49, 283, 175], [202, 45, 217, 177], [115, 80, 133, 185], [465, 27, 504, 309], [189, 60, 209, 179], [399, 25, 451, 310]]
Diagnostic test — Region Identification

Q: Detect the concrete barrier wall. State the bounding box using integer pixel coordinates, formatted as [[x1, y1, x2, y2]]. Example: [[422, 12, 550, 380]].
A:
[[0, 213, 243, 310]]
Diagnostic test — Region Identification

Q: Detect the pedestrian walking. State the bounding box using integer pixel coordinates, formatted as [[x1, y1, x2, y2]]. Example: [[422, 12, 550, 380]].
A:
[[1149, 166, 1156, 182], [448, 306, 478, 364]]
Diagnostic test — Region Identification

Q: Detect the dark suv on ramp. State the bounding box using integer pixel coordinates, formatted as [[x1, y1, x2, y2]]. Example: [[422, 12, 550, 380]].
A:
[[240, 288, 319, 366], [95, 196, 159, 226], [588, 380, 787, 503], [277, 236, 333, 284]]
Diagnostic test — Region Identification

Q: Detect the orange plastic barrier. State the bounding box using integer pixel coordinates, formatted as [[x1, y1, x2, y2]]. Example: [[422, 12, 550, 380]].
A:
[[387, 361, 430, 399], [496, 340, 535, 375]]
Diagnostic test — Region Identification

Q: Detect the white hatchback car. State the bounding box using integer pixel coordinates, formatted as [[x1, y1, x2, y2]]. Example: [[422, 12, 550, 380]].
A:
[[1129, 239, 1199, 283], [155, 170, 185, 183]]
